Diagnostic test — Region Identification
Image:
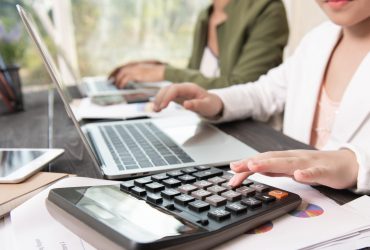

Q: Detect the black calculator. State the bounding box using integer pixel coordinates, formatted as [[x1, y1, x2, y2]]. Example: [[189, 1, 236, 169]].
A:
[[48, 166, 301, 250]]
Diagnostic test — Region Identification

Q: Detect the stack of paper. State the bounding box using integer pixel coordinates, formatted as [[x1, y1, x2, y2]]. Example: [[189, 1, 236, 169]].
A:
[[1, 175, 370, 250]]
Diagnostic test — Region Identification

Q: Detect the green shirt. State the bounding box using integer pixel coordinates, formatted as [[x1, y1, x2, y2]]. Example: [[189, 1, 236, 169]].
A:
[[164, 0, 289, 89]]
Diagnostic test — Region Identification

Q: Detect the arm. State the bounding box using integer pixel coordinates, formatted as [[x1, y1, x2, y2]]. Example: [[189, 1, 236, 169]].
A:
[[164, 1, 289, 89]]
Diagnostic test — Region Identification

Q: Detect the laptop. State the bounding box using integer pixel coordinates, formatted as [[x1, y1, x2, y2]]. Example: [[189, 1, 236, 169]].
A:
[[18, 5, 258, 179], [30, 5, 169, 97]]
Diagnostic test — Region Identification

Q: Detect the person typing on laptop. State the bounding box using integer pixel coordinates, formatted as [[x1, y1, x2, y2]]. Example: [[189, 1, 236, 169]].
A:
[[108, 0, 289, 90], [153, 0, 370, 194]]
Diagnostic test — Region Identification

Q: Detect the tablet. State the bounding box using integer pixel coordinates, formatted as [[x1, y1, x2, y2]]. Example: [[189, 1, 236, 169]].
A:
[[0, 148, 64, 183]]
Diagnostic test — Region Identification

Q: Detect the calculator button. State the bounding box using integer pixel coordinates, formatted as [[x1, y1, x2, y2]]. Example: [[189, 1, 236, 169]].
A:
[[208, 209, 231, 222], [181, 167, 197, 174], [207, 185, 227, 195], [208, 176, 227, 185], [221, 190, 242, 202], [145, 182, 165, 192], [120, 180, 134, 191], [151, 173, 169, 182], [195, 166, 210, 171], [167, 170, 184, 178], [178, 184, 198, 194], [162, 178, 182, 188], [225, 203, 247, 215], [193, 180, 213, 189], [221, 173, 234, 181], [174, 194, 195, 206], [255, 194, 276, 203], [134, 177, 152, 187], [268, 190, 288, 199], [161, 189, 181, 199], [221, 182, 237, 190], [146, 194, 163, 204], [191, 189, 212, 200], [131, 187, 146, 196], [178, 174, 196, 184], [189, 200, 210, 213], [250, 183, 269, 192], [235, 186, 256, 197], [205, 195, 227, 207], [241, 197, 262, 209], [242, 179, 254, 186], [192, 168, 223, 180]]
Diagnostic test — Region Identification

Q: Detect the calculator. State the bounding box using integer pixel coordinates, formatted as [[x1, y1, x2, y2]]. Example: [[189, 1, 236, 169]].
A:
[[48, 166, 301, 249]]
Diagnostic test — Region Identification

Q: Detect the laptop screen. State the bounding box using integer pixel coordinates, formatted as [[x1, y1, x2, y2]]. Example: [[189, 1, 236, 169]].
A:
[[17, 5, 103, 174]]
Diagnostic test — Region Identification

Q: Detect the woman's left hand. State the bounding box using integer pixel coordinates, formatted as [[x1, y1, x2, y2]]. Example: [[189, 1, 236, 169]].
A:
[[228, 149, 359, 189]]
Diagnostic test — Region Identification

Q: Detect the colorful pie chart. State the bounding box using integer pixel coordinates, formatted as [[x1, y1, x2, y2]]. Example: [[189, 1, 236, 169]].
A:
[[246, 221, 273, 234], [289, 202, 324, 218]]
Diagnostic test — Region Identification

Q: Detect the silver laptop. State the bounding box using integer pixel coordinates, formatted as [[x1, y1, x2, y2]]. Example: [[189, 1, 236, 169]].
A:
[[30, 5, 168, 97], [18, 5, 257, 179]]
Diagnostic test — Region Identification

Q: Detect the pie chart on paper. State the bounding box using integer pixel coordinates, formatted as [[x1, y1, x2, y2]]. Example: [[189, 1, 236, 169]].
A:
[[289, 202, 324, 218]]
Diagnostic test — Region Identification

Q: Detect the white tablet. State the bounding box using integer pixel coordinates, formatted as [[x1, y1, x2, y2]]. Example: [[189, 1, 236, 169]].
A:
[[0, 148, 64, 183]]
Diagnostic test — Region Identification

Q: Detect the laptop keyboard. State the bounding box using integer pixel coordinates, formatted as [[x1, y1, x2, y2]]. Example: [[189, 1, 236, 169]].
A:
[[99, 122, 194, 170], [94, 81, 136, 92]]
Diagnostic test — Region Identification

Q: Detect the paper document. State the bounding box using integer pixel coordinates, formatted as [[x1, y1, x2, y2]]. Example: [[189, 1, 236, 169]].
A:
[[71, 98, 195, 121]]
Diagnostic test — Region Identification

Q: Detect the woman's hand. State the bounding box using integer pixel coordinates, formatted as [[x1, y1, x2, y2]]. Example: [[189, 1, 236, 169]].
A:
[[108, 60, 165, 88], [229, 149, 359, 190], [153, 83, 224, 118]]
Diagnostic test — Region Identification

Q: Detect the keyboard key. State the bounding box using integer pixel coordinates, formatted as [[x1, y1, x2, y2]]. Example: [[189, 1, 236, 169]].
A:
[[191, 189, 212, 200], [208, 176, 227, 185], [161, 189, 181, 199], [193, 180, 213, 189], [178, 184, 198, 194], [221, 182, 237, 190], [181, 168, 197, 174], [205, 195, 227, 207], [163, 178, 181, 188], [178, 174, 196, 184], [241, 197, 262, 209], [120, 180, 134, 191], [146, 194, 163, 204], [242, 179, 254, 186], [145, 182, 165, 192], [208, 209, 231, 222], [268, 190, 289, 200], [235, 186, 256, 197], [151, 173, 169, 182], [221, 190, 242, 202], [167, 170, 184, 178], [221, 173, 234, 181], [131, 187, 146, 196], [225, 203, 247, 215], [255, 194, 276, 203], [189, 200, 210, 213], [134, 177, 152, 187], [250, 183, 269, 193], [174, 194, 195, 206], [207, 185, 227, 195]]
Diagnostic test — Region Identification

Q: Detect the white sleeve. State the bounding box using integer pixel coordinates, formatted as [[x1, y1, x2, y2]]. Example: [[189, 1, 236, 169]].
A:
[[341, 144, 370, 194], [209, 55, 294, 123]]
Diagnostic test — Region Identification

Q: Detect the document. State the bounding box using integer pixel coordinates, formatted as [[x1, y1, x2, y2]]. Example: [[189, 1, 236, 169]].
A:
[[9, 177, 120, 250], [215, 174, 370, 250]]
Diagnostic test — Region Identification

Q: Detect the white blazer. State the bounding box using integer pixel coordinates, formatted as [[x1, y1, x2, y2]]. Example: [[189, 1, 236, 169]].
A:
[[211, 22, 370, 193]]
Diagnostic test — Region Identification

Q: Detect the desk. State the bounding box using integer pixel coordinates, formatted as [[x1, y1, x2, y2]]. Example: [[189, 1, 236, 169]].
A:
[[0, 89, 360, 204]]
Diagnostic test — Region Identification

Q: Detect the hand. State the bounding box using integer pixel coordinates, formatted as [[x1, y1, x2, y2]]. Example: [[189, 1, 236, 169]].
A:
[[228, 149, 359, 190], [153, 83, 224, 118], [108, 60, 165, 88]]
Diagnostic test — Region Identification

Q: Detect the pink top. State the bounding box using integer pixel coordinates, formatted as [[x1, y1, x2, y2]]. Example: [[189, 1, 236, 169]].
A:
[[310, 86, 340, 149]]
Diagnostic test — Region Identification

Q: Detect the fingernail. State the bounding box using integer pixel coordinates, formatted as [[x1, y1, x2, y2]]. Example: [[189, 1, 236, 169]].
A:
[[228, 177, 237, 186]]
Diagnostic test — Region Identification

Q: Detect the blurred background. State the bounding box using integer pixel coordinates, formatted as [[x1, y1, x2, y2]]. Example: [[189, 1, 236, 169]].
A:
[[0, 0, 327, 91]]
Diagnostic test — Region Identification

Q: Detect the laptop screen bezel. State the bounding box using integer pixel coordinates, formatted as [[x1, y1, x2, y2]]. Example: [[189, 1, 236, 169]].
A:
[[17, 4, 104, 176]]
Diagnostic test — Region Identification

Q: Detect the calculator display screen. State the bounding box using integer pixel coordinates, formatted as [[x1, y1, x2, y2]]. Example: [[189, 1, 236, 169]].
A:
[[0, 150, 44, 177], [73, 185, 202, 243]]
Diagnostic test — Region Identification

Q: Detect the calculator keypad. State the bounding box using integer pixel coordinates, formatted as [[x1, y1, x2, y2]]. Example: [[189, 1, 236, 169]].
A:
[[120, 167, 295, 230]]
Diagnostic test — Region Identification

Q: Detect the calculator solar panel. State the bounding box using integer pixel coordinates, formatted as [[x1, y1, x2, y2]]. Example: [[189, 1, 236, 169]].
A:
[[48, 167, 301, 249]]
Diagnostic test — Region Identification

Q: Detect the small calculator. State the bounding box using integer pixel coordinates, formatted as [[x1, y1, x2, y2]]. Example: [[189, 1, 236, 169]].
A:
[[48, 166, 301, 249]]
